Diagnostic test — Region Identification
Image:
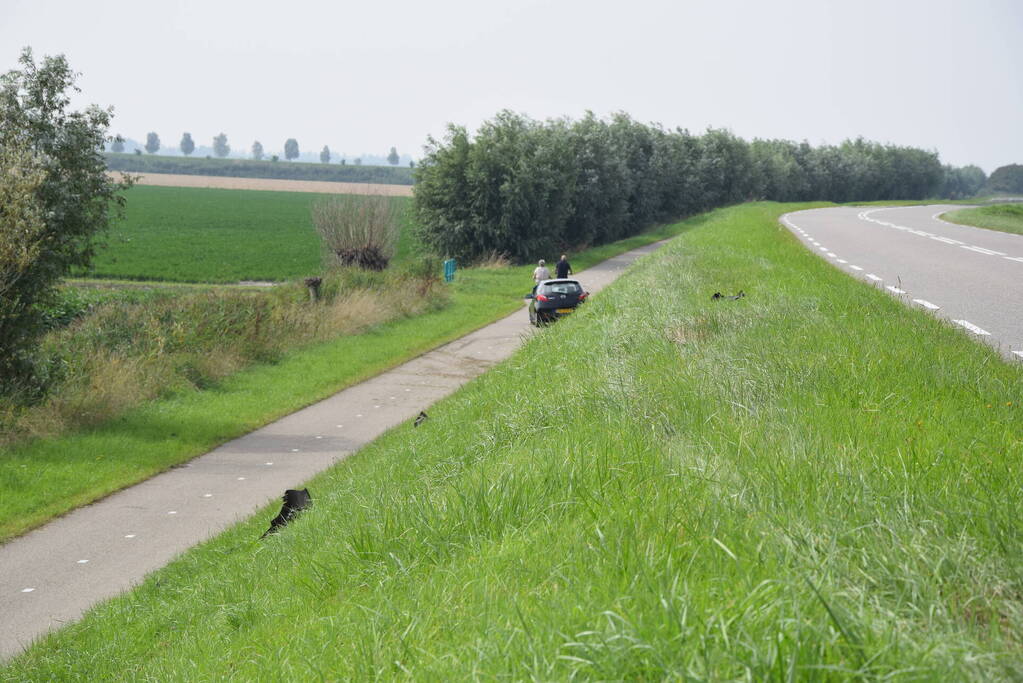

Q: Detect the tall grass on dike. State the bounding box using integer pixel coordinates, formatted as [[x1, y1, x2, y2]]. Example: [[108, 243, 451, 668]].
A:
[[312, 193, 399, 270], [7, 203, 1021, 679]]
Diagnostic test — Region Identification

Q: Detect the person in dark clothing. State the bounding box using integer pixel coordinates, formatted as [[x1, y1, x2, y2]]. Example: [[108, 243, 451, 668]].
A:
[[555, 254, 572, 279]]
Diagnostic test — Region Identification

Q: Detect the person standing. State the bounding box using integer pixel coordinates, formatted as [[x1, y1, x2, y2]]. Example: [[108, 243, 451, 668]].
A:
[[555, 254, 572, 279], [533, 259, 551, 285]]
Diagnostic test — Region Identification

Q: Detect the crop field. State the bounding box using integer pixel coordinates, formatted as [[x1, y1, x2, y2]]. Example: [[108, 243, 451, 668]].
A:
[[944, 203, 1023, 236], [8, 203, 1022, 679], [81, 185, 417, 283], [104, 152, 415, 185]]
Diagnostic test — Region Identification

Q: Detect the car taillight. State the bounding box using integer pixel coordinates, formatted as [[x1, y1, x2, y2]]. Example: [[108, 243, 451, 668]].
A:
[[536, 294, 550, 302], [579, 292, 588, 301]]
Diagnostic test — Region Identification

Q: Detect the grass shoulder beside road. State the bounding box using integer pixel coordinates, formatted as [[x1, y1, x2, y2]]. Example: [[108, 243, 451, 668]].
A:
[[943, 203, 1023, 236], [7, 202, 1022, 679], [0, 222, 684, 542]]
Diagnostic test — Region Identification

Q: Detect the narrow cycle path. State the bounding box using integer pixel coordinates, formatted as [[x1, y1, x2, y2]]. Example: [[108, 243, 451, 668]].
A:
[[0, 240, 665, 659]]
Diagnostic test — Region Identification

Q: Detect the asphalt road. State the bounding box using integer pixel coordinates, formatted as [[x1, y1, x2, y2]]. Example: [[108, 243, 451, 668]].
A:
[[0, 240, 664, 660], [782, 204, 1023, 360]]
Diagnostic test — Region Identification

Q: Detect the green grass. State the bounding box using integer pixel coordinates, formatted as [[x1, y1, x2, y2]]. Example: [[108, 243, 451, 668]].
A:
[[943, 203, 1023, 236], [0, 222, 683, 542], [7, 203, 1022, 679], [80, 185, 419, 283]]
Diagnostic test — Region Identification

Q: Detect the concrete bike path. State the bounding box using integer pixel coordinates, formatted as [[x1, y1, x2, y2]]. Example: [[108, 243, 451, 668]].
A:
[[0, 240, 666, 659]]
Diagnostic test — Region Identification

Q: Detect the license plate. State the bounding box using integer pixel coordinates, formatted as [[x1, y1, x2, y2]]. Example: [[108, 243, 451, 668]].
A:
[[556, 308, 574, 314]]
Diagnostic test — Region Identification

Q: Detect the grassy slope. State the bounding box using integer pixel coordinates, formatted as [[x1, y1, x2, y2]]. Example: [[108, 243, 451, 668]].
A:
[[7, 203, 1021, 679], [81, 186, 418, 283], [944, 203, 1023, 236], [0, 221, 685, 542]]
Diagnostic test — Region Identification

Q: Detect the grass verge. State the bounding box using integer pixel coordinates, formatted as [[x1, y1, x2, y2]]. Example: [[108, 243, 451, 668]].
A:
[[6, 202, 1022, 678], [943, 203, 1023, 236], [0, 222, 685, 542]]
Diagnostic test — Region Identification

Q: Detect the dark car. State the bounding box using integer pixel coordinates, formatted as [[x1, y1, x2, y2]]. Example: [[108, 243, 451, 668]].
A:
[[528, 279, 589, 326]]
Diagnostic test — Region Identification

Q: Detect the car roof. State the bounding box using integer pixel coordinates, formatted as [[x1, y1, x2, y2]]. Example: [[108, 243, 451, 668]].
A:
[[539, 278, 580, 285]]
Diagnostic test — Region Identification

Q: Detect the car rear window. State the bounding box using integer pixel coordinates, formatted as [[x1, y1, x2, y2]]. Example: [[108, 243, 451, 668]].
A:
[[540, 282, 581, 295]]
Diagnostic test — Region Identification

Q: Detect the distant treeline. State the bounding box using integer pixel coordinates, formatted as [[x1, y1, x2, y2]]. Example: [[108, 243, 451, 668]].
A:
[[414, 111, 987, 262], [104, 153, 415, 185]]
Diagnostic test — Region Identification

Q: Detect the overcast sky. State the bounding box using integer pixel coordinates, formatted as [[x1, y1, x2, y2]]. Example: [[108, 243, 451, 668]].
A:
[[3, 0, 1020, 171]]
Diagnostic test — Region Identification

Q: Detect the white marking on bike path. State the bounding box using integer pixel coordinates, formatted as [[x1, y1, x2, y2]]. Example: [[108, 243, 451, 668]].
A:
[[913, 299, 940, 310]]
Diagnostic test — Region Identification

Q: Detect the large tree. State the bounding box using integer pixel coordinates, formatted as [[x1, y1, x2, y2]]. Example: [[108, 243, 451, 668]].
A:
[[252, 140, 264, 161], [110, 135, 125, 153], [180, 132, 195, 156], [284, 138, 299, 161], [0, 48, 132, 390], [145, 131, 160, 154], [387, 146, 400, 165], [320, 145, 331, 163], [213, 132, 230, 158]]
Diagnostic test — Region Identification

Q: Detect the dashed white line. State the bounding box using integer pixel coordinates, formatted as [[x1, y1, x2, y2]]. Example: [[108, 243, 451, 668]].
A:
[[849, 265, 863, 271], [954, 320, 991, 336], [1005, 256, 1023, 263], [818, 246, 828, 251], [77, 559, 89, 564], [290, 448, 300, 452], [930, 236, 963, 245], [962, 245, 1006, 256], [237, 477, 246, 481], [21, 588, 35, 593], [203, 493, 213, 498], [912, 299, 940, 310], [836, 258, 847, 264], [168, 510, 177, 515], [826, 252, 837, 258], [866, 274, 883, 282], [265, 462, 274, 466], [886, 286, 906, 294], [124, 534, 136, 539]]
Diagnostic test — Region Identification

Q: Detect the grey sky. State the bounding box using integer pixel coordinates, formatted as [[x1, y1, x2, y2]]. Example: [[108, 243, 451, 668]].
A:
[[3, 0, 1020, 171]]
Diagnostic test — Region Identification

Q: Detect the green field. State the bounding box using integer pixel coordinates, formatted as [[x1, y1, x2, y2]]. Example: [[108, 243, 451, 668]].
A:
[[8, 203, 1021, 679], [81, 186, 418, 282], [105, 152, 414, 184], [944, 203, 1023, 236]]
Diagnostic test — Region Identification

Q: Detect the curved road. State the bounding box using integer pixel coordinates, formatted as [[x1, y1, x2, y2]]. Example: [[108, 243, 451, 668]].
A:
[[783, 205, 1023, 360], [0, 241, 661, 659]]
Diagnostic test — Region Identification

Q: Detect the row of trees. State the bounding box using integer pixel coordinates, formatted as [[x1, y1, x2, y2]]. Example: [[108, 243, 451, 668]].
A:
[[414, 111, 986, 262], [116, 134, 405, 166]]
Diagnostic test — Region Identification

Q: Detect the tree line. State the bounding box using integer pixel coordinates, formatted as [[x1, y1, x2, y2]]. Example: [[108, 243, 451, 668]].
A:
[[114, 133, 405, 166], [414, 111, 988, 263]]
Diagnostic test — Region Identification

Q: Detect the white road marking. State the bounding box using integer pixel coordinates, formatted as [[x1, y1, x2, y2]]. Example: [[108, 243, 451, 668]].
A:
[[1004, 256, 1023, 263], [77, 559, 89, 564], [818, 246, 828, 251], [237, 477, 246, 481], [168, 511, 177, 515], [866, 274, 883, 281], [886, 286, 906, 294], [315, 435, 323, 439], [912, 299, 940, 310], [836, 259, 848, 264], [962, 245, 1006, 256], [930, 236, 963, 245], [290, 448, 299, 452], [850, 265, 863, 271], [1013, 351, 1023, 360], [954, 320, 991, 336], [356, 414, 363, 417], [203, 493, 213, 498], [826, 252, 837, 258], [124, 534, 136, 539], [337, 424, 343, 427], [265, 462, 273, 466], [21, 588, 34, 593], [404, 388, 411, 392]]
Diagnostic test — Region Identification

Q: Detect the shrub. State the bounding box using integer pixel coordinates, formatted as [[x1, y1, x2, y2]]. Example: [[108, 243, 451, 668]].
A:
[[312, 194, 399, 271]]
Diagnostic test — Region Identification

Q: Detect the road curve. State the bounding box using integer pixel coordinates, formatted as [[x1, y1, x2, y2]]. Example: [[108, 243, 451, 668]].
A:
[[0, 240, 663, 660], [782, 205, 1023, 360]]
